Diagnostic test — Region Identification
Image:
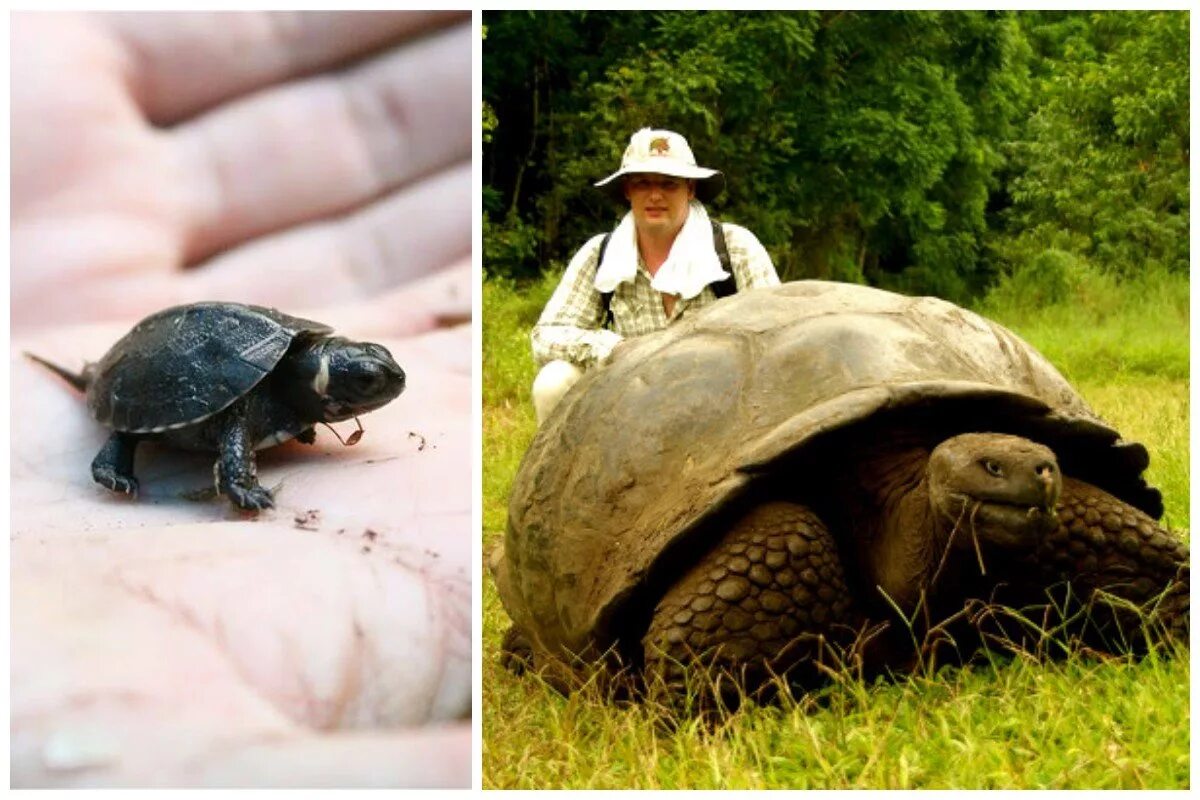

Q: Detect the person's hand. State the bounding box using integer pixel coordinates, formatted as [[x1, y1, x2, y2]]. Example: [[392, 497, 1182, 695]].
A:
[[11, 11, 471, 788], [12, 10, 470, 330], [598, 332, 629, 366], [12, 321, 471, 787]]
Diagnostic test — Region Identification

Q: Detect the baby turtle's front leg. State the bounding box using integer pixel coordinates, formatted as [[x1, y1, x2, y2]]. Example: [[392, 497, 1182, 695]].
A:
[[91, 431, 139, 497], [215, 406, 274, 511]]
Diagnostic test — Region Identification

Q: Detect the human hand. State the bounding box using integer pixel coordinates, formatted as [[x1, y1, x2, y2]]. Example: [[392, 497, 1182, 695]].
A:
[[12, 10, 470, 331], [597, 332, 629, 366], [12, 315, 472, 788], [10, 11, 472, 788]]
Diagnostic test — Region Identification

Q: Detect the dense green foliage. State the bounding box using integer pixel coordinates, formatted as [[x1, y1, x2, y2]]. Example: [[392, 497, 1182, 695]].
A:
[[998, 13, 1189, 279], [483, 10, 1188, 304]]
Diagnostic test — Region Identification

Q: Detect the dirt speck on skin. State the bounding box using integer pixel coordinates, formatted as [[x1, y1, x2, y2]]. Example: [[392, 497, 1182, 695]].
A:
[[361, 545, 372, 554], [293, 509, 321, 530], [363, 528, 379, 542], [408, 431, 429, 451]]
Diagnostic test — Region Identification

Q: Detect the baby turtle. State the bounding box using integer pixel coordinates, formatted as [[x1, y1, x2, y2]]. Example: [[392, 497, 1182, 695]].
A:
[[28, 302, 406, 511]]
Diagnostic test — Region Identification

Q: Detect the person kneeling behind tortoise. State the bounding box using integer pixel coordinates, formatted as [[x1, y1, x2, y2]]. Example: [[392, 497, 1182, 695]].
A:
[[530, 128, 780, 423]]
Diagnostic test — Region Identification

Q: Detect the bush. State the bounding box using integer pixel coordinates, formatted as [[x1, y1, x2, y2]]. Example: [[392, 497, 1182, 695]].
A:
[[976, 256, 1188, 383], [483, 210, 541, 280], [980, 248, 1087, 312], [483, 272, 561, 408]]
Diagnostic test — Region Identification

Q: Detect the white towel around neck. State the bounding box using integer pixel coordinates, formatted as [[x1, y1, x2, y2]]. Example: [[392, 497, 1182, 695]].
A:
[[593, 200, 730, 301]]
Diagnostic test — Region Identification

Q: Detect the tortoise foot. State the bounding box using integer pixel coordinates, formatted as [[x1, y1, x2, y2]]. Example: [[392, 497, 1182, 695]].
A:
[[500, 625, 533, 676], [226, 483, 275, 511], [497, 626, 595, 698], [642, 501, 862, 712], [93, 467, 138, 497], [91, 431, 139, 498]]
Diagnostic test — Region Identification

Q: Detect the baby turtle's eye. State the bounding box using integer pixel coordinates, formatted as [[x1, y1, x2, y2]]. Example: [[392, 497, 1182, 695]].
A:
[[352, 367, 384, 394], [982, 459, 1004, 477]]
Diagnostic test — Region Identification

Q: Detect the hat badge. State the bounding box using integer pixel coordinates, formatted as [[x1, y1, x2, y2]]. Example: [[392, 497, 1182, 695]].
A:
[[649, 137, 670, 156]]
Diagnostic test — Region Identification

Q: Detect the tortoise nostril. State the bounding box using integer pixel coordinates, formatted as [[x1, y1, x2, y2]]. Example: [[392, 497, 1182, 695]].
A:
[[1034, 461, 1059, 506]]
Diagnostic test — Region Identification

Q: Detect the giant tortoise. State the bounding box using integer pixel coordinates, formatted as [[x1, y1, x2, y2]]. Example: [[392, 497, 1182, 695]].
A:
[[491, 281, 1188, 708]]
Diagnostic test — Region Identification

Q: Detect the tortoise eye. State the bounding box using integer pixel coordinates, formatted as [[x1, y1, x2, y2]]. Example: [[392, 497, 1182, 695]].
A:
[[982, 459, 1004, 477], [353, 367, 384, 394]]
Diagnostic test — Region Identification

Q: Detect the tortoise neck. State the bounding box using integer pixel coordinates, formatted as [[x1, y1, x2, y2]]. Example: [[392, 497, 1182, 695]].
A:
[[848, 445, 946, 613]]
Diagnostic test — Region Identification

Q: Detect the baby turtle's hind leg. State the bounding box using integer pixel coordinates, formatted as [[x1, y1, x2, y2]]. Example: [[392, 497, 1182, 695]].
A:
[[216, 409, 274, 511], [642, 501, 865, 714], [91, 432, 139, 496]]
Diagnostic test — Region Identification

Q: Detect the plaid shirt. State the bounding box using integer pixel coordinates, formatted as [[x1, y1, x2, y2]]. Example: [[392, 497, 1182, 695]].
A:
[[532, 222, 780, 368]]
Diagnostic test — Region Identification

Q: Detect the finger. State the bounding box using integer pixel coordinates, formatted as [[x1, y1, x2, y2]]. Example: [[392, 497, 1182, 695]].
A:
[[195, 726, 471, 788], [15, 160, 470, 329], [99, 10, 467, 125], [176, 161, 470, 309], [19, 258, 473, 340], [171, 22, 470, 264], [292, 263, 473, 340], [12, 13, 147, 208]]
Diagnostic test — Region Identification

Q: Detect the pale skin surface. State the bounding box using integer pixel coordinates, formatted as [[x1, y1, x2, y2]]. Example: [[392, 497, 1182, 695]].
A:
[[622, 174, 696, 318], [11, 11, 471, 788]]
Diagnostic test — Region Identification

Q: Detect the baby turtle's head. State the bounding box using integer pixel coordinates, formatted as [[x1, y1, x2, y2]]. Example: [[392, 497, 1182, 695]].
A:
[[280, 335, 406, 423]]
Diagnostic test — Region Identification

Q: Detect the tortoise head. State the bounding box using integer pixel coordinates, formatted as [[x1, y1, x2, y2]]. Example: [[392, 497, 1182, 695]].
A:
[[927, 432, 1061, 549], [278, 335, 406, 423]]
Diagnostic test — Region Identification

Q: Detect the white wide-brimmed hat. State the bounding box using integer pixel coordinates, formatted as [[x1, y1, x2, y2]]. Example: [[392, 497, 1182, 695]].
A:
[[594, 128, 725, 202]]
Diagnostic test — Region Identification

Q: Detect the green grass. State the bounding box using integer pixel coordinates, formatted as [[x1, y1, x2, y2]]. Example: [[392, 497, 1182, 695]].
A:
[[978, 261, 1189, 385], [482, 268, 1189, 789], [481, 637, 1188, 788], [481, 274, 554, 539]]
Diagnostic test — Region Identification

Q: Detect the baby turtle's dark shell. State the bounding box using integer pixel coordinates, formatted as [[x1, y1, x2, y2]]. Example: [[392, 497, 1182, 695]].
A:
[[88, 302, 332, 433]]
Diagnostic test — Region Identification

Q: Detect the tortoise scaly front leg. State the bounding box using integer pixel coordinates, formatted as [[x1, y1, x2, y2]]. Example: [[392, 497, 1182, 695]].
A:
[[215, 405, 274, 511], [1032, 477, 1189, 646], [642, 502, 864, 711]]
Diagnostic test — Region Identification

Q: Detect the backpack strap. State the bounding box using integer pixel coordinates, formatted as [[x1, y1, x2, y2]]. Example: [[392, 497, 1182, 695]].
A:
[[709, 219, 734, 298], [598, 219, 734, 329], [597, 231, 617, 328]]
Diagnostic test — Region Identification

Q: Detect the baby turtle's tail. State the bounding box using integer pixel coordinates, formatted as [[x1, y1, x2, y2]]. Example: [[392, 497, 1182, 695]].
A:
[[24, 352, 92, 393]]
